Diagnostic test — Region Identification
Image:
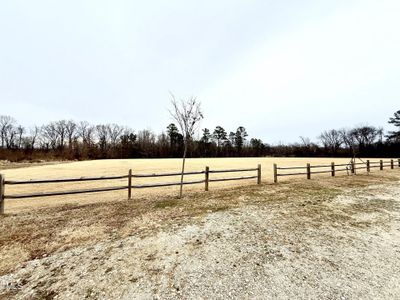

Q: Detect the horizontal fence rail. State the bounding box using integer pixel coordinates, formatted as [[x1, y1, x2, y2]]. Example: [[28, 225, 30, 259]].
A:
[[4, 175, 128, 185], [273, 159, 399, 183], [132, 179, 206, 189], [209, 168, 258, 173], [132, 171, 205, 178], [0, 164, 262, 214], [209, 175, 258, 182], [5, 186, 129, 199]]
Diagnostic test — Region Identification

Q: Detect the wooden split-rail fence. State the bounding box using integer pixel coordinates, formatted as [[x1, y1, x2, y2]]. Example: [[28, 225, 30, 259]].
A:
[[1, 159, 399, 214], [0, 165, 262, 214], [273, 159, 400, 183]]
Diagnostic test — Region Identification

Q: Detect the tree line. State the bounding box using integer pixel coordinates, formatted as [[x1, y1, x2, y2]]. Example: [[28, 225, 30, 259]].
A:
[[0, 110, 399, 161]]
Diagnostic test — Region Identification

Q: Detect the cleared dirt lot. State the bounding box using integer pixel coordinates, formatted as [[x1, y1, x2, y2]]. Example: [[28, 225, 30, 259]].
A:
[[0, 170, 399, 299], [0, 157, 382, 213]]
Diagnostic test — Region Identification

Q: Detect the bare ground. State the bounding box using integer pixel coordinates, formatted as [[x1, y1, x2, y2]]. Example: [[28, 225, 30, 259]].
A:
[[0, 171, 399, 299], [0, 160, 73, 171]]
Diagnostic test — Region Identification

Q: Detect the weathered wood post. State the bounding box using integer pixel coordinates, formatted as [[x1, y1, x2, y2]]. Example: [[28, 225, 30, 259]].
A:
[[273, 164, 278, 183], [331, 162, 335, 177], [391, 159, 394, 169], [351, 161, 355, 175], [257, 164, 262, 185], [205, 166, 209, 191], [366, 160, 370, 173], [0, 174, 4, 215], [306, 163, 311, 180], [128, 169, 132, 200], [380, 160, 383, 170]]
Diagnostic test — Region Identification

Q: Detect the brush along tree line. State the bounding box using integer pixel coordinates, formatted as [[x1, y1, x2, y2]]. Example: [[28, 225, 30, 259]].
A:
[[0, 110, 400, 161]]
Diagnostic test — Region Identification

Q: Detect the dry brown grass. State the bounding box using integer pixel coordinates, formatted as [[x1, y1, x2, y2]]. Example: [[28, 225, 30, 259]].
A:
[[1, 168, 399, 278], [0, 157, 391, 213], [0, 160, 71, 170]]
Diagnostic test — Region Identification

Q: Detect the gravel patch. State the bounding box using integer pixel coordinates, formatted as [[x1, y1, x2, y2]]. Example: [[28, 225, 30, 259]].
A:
[[1, 181, 399, 299]]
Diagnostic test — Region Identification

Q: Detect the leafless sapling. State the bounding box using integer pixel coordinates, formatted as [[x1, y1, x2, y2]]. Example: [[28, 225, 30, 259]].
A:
[[169, 94, 203, 198]]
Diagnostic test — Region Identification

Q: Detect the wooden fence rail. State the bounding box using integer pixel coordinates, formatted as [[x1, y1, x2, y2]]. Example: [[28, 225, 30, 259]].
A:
[[273, 159, 399, 183], [4, 175, 128, 185], [0, 164, 262, 214], [1, 159, 398, 214]]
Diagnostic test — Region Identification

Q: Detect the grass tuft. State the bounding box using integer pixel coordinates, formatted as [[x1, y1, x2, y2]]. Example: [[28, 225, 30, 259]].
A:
[[154, 199, 180, 209]]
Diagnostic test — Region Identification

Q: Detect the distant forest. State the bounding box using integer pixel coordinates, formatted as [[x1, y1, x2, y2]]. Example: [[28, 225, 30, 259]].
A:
[[0, 110, 399, 161]]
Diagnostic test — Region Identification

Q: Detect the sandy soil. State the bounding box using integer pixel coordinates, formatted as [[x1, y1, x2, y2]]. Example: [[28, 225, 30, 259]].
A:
[[1, 157, 392, 213], [0, 160, 72, 171], [0, 171, 399, 299]]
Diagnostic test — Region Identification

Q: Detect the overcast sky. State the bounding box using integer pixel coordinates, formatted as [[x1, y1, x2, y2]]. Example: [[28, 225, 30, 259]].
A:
[[1, 0, 399, 144]]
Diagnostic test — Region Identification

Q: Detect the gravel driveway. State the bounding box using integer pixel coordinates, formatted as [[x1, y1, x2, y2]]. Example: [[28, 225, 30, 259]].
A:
[[1, 176, 399, 299]]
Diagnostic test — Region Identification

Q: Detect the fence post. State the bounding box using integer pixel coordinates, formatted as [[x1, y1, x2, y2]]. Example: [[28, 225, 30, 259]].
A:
[[391, 159, 394, 169], [307, 163, 311, 180], [128, 169, 132, 200], [351, 161, 355, 175], [257, 164, 262, 185], [380, 160, 383, 170], [366, 160, 370, 173], [331, 162, 335, 177], [273, 164, 278, 183], [0, 174, 4, 215], [205, 166, 209, 191]]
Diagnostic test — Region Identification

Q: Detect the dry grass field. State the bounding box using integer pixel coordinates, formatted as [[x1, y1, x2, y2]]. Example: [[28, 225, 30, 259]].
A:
[[0, 160, 70, 170], [0, 157, 376, 213]]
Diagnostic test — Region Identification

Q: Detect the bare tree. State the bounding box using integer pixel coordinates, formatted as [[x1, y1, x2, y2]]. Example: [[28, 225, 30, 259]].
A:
[[77, 121, 95, 157], [169, 95, 203, 198], [86, 126, 95, 147], [137, 129, 156, 156], [27, 126, 40, 149], [96, 124, 110, 154], [42, 122, 59, 150], [65, 120, 77, 151], [157, 132, 170, 157], [299, 136, 312, 148], [318, 129, 343, 153], [16, 125, 25, 149], [77, 121, 92, 145], [108, 124, 124, 147], [4, 125, 17, 149], [55, 120, 67, 150], [350, 125, 379, 147], [377, 127, 384, 143], [339, 129, 354, 151], [0, 115, 16, 148]]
